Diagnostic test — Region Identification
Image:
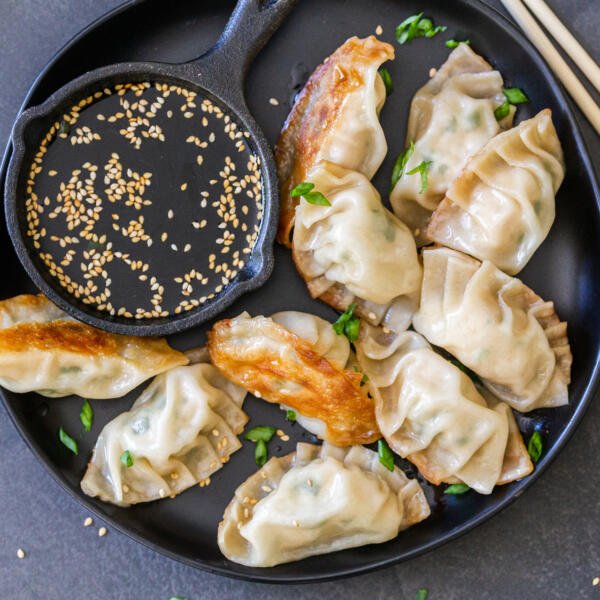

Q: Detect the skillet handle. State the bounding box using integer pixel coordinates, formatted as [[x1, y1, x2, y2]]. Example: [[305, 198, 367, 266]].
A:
[[189, 0, 299, 85]]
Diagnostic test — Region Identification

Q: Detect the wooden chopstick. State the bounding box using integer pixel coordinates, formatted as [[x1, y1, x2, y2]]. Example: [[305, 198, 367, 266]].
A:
[[501, 0, 600, 135], [522, 0, 600, 93]]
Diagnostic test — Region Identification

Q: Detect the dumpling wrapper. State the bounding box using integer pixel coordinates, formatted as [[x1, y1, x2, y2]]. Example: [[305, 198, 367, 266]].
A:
[[207, 311, 380, 445], [412, 247, 571, 412], [427, 109, 565, 274], [81, 362, 248, 506], [356, 326, 525, 494], [0, 294, 188, 398], [276, 35, 394, 246], [481, 390, 533, 485], [218, 442, 430, 567], [390, 43, 513, 244], [292, 162, 422, 332]]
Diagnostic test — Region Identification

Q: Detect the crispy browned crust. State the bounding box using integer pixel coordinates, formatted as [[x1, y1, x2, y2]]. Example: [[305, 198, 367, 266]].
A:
[[0, 319, 188, 366], [207, 317, 380, 446], [274, 36, 394, 247]]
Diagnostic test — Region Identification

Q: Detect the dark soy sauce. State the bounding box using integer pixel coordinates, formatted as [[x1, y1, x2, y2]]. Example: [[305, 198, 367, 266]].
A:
[[25, 82, 263, 320]]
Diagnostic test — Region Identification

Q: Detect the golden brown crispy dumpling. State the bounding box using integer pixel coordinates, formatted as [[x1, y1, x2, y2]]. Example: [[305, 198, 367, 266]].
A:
[[207, 311, 380, 446], [218, 442, 430, 567], [0, 294, 188, 398], [276, 36, 394, 246]]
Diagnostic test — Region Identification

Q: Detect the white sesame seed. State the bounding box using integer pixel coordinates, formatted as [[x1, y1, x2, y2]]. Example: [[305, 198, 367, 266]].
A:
[[83, 517, 93, 527], [594, 577, 600, 586], [429, 67, 437, 78], [254, 390, 262, 398], [261, 485, 272, 493], [17, 548, 26, 559], [98, 527, 107, 537], [375, 24, 383, 35], [268, 97, 279, 106]]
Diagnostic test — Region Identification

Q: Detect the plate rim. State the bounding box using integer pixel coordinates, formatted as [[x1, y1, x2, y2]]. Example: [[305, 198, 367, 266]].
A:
[[1, 0, 599, 584]]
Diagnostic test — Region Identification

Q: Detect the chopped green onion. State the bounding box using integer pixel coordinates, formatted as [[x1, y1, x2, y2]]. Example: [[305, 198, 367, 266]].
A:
[[344, 317, 360, 343], [255, 439, 268, 467], [444, 483, 470, 495], [59, 427, 78, 455], [285, 410, 296, 422], [332, 303, 360, 343], [169, 597, 188, 600], [446, 38, 470, 48], [503, 87, 529, 104], [396, 13, 446, 44], [245, 425, 276, 443], [378, 66, 393, 96], [290, 181, 331, 206], [494, 99, 511, 120], [378, 439, 395, 472], [527, 431, 543, 463], [290, 182, 314, 197], [303, 191, 331, 206], [416, 589, 429, 600], [360, 373, 369, 386], [390, 141, 415, 190], [80, 399, 93, 433], [396, 13, 423, 44], [120, 450, 134, 468], [407, 160, 433, 193]]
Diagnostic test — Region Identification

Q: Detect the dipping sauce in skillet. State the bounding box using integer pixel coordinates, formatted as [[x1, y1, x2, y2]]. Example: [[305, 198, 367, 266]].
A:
[[24, 81, 263, 319]]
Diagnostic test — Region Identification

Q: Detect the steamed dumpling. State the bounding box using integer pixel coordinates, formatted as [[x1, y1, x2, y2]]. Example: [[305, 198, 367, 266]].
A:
[[218, 442, 430, 567], [412, 247, 571, 411], [276, 36, 394, 246], [81, 362, 248, 506], [292, 162, 422, 332], [355, 326, 532, 494], [427, 109, 565, 274], [390, 43, 513, 243], [0, 294, 188, 398], [481, 390, 534, 485], [207, 311, 380, 445]]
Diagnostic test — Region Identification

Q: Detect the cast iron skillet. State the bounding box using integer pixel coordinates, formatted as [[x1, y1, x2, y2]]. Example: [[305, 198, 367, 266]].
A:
[[0, 0, 599, 584], [4, 0, 298, 337]]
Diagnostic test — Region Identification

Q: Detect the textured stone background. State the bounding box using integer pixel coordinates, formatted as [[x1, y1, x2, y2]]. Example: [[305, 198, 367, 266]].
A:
[[0, 1, 598, 598]]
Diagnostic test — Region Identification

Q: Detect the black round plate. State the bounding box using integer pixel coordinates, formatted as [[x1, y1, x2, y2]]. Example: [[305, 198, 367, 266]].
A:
[[1, 0, 599, 584]]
